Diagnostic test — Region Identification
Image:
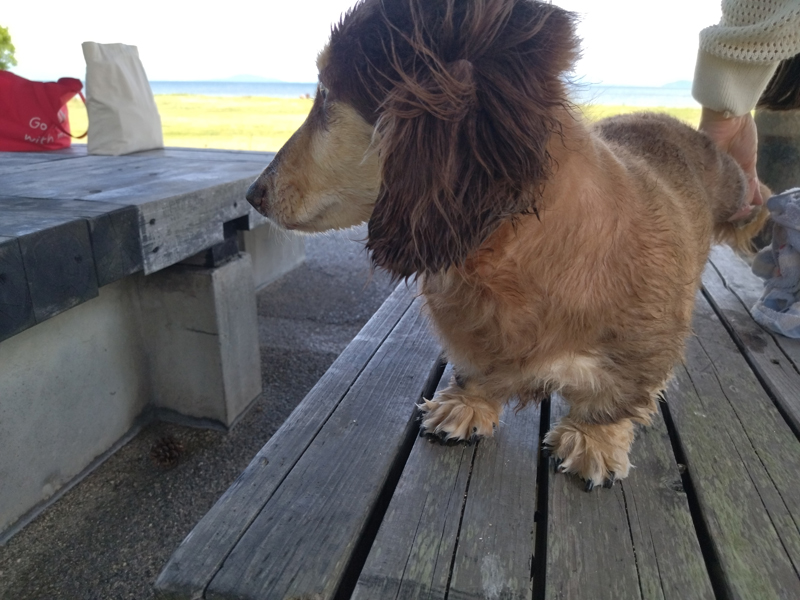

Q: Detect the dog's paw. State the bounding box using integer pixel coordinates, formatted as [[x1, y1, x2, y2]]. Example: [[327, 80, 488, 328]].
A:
[[418, 387, 501, 443], [544, 417, 634, 491]]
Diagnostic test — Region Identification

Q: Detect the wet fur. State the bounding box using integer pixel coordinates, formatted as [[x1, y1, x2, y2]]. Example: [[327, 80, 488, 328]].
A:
[[246, 0, 764, 486]]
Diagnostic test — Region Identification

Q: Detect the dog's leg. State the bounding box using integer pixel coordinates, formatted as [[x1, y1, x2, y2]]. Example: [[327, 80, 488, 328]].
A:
[[544, 392, 658, 490], [418, 374, 505, 443]]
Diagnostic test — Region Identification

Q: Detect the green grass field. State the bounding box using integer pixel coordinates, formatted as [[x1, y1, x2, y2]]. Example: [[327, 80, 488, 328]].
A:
[[66, 96, 701, 152], [66, 95, 314, 151], [580, 104, 701, 127]]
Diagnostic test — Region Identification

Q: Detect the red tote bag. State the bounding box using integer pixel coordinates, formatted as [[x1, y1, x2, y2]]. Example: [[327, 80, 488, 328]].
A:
[[0, 71, 86, 151]]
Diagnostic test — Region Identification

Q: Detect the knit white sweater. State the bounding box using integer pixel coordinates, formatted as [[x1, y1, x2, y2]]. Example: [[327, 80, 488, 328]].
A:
[[692, 0, 800, 115]]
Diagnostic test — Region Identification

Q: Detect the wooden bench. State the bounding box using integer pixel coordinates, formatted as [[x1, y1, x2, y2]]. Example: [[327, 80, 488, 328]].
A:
[[156, 245, 800, 600]]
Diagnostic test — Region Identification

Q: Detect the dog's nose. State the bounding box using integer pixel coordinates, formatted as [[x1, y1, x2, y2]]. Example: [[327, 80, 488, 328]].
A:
[[246, 180, 264, 208]]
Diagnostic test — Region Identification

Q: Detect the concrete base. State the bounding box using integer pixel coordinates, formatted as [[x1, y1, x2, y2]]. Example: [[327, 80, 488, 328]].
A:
[[0, 277, 151, 536], [0, 220, 302, 539], [240, 221, 305, 291], [138, 255, 261, 426]]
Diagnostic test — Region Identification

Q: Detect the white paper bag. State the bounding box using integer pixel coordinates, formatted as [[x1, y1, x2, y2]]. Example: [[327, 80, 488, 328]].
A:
[[82, 42, 164, 155]]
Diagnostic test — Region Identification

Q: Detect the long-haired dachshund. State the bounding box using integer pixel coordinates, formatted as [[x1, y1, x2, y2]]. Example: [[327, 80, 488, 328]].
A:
[[246, 0, 765, 489]]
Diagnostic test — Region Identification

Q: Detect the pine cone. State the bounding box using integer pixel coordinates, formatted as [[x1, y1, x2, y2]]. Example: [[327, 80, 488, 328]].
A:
[[150, 435, 184, 468]]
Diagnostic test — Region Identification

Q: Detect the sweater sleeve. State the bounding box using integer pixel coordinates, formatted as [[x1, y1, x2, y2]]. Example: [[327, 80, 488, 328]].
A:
[[692, 0, 800, 115]]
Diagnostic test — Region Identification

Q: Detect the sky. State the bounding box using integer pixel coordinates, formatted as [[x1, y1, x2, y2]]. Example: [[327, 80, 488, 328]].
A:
[[3, 0, 723, 87]]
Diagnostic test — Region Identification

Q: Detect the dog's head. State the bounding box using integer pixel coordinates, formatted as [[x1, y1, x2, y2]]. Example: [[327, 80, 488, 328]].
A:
[[246, 0, 578, 277]]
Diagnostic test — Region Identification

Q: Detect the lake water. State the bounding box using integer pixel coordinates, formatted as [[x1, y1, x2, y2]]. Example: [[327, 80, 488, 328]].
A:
[[149, 81, 699, 108], [572, 85, 698, 108], [149, 81, 319, 98]]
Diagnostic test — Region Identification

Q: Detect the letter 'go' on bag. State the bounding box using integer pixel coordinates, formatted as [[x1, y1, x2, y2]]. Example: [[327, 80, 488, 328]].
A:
[[82, 42, 164, 156], [0, 71, 85, 152]]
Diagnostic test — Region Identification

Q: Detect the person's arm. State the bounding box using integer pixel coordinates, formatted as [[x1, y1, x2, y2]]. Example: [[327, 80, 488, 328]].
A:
[[699, 107, 762, 216], [692, 0, 800, 213], [693, 0, 800, 115]]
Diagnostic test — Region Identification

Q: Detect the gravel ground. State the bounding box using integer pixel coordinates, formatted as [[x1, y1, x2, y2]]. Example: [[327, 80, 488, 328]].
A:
[[0, 226, 396, 600]]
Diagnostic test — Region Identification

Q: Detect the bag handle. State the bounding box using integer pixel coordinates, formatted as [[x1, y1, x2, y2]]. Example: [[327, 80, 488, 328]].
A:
[[32, 84, 88, 140], [53, 92, 88, 140]]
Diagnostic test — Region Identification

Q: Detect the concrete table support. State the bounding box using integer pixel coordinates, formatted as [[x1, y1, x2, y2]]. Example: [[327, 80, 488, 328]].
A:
[[0, 147, 303, 542], [0, 276, 150, 538], [0, 252, 265, 539], [139, 253, 262, 426], [239, 221, 305, 291]]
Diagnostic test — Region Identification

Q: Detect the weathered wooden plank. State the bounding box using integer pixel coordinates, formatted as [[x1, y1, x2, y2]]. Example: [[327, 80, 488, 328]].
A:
[[0, 152, 157, 185], [0, 197, 143, 288], [709, 244, 800, 369], [142, 147, 275, 163], [101, 148, 273, 231], [665, 293, 800, 599], [204, 299, 442, 600], [545, 395, 645, 600], [86, 206, 143, 286], [0, 237, 34, 342], [0, 159, 263, 274], [0, 147, 85, 174], [155, 283, 419, 599], [0, 146, 271, 175], [0, 196, 109, 236], [704, 245, 800, 430], [0, 195, 130, 226], [545, 392, 711, 600], [447, 402, 540, 600], [136, 177, 256, 273], [83, 165, 262, 206], [352, 366, 475, 600], [618, 409, 713, 600], [0, 154, 264, 206], [18, 219, 98, 323], [0, 153, 270, 273]]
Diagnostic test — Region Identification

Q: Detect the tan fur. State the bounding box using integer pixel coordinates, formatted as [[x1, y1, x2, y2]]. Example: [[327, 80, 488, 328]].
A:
[[248, 101, 379, 232], [420, 375, 503, 439], [714, 193, 772, 254], [544, 415, 636, 482], [246, 0, 766, 487], [414, 112, 717, 483], [419, 113, 764, 484], [537, 355, 606, 394]]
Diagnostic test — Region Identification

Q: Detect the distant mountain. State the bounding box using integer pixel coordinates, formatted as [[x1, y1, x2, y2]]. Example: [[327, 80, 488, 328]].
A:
[[661, 80, 692, 89], [221, 75, 284, 83]]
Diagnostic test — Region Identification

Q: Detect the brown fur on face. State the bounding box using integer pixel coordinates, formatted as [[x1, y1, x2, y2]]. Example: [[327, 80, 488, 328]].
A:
[[246, 0, 765, 487], [246, 92, 380, 232]]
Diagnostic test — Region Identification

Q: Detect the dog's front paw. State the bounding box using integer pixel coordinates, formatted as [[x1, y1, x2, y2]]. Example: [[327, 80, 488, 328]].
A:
[[544, 417, 634, 491], [419, 386, 501, 443]]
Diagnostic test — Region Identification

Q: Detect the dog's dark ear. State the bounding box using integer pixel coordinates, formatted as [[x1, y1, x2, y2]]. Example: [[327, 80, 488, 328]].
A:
[[365, 0, 578, 277]]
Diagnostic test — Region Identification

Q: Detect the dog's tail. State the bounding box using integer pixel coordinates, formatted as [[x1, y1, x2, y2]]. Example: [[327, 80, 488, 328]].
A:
[[714, 205, 771, 254], [713, 182, 772, 254]]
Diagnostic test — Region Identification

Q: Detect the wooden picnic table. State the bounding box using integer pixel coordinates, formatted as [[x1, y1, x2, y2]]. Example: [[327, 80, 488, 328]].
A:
[[0, 145, 274, 342], [0, 146, 304, 543], [156, 244, 800, 600]]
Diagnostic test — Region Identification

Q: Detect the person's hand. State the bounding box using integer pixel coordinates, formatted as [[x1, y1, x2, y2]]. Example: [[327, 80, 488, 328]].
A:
[[699, 107, 764, 220]]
